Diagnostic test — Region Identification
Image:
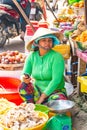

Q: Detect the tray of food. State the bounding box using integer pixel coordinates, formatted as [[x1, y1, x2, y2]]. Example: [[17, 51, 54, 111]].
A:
[[0, 50, 26, 70], [47, 100, 75, 113]]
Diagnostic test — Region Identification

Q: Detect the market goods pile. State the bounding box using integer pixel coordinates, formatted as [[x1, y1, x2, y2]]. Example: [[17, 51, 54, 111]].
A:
[[0, 98, 16, 115], [72, 0, 84, 8], [0, 101, 47, 130], [70, 21, 87, 51], [53, 7, 76, 30], [0, 50, 26, 64], [71, 21, 86, 38], [0, 50, 26, 70], [53, 0, 84, 35]]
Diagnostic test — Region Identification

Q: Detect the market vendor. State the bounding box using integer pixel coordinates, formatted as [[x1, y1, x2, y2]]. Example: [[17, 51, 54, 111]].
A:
[[19, 27, 67, 104]]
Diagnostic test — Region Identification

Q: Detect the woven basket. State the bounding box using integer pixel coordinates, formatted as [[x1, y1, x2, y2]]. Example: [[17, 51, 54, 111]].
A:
[[0, 63, 24, 70]]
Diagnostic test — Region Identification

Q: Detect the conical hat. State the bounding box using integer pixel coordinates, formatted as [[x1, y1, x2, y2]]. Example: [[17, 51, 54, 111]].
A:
[[26, 27, 64, 50]]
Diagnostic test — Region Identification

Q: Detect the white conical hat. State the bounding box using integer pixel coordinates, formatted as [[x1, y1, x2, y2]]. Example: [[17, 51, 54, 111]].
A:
[[26, 27, 64, 50]]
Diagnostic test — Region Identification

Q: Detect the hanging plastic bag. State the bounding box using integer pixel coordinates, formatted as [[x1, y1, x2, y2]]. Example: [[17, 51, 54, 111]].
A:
[[64, 82, 74, 96]]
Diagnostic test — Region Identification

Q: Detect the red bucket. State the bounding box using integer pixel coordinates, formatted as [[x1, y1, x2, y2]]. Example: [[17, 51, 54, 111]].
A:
[[0, 77, 23, 105]]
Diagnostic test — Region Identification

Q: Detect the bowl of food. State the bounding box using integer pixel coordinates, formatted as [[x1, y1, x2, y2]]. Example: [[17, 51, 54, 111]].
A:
[[0, 103, 49, 130]]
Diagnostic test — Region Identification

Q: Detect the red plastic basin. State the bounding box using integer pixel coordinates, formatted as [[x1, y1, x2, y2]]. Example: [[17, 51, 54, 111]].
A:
[[0, 77, 23, 105]]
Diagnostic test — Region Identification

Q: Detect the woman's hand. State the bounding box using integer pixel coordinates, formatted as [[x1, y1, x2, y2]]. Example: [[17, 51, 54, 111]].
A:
[[36, 93, 47, 104]]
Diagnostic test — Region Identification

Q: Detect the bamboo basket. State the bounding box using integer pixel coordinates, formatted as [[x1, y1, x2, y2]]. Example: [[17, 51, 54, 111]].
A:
[[0, 63, 24, 70]]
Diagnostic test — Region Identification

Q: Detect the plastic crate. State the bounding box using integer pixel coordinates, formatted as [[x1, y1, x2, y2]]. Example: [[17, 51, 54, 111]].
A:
[[77, 76, 87, 93], [52, 44, 70, 59]]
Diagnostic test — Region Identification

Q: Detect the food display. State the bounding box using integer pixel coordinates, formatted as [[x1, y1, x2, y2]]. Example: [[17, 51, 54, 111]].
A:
[[0, 102, 48, 130], [70, 21, 87, 51], [71, 0, 84, 17], [0, 50, 26, 70], [53, 7, 77, 33], [0, 50, 26, 64], [71, 21, 86, 38], [72, 0, 84, 8], [53, 7, 76, 23], [74, 30, 87, 51], [0, 98, 16, 115]]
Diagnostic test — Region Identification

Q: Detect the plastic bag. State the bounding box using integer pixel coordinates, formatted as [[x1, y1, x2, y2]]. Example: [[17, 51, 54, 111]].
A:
[[64, 82, 74, 96]]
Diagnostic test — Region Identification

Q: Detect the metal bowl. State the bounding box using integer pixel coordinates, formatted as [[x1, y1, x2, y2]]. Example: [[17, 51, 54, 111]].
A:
[[47, 100, 75, 113]]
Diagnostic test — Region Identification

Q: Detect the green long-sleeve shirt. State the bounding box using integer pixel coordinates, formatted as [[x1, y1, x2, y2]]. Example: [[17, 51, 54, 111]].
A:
[[22, 49, 65, 96]]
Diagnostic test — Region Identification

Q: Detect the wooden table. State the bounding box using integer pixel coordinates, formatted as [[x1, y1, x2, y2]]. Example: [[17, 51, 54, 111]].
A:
[[76, 49, 87, 76]]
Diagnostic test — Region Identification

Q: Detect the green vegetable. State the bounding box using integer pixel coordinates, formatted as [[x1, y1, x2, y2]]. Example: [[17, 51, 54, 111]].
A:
[[76, 41, 87, 51]]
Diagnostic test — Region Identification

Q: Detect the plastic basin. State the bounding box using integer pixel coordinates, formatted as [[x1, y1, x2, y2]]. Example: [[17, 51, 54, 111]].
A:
[[0, 77, 23, 105], [35, 104, 49, 114], [0, 111, 48, 130]]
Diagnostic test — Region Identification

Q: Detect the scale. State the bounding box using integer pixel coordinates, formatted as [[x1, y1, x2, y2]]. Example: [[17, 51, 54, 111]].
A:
[[43, 100, 75, 130]]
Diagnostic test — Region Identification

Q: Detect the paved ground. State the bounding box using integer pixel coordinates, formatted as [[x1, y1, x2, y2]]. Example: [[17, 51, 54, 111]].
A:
[[0, 36, 25, 53]]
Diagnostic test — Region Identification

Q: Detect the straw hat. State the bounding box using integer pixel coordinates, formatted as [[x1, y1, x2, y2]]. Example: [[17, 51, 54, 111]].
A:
[[26, 27, 64, 50]]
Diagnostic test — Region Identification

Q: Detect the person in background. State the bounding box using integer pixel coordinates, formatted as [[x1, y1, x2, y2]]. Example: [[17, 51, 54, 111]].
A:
[[35, 0, 47, 20], [2, 0, 31, 40], [19, 27, 67, 104], [29, 0, 43, 21]]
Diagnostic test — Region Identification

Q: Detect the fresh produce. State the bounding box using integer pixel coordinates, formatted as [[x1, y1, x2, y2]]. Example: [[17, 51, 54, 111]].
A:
[[53, 6, 77, 29], [71, 21, 86, 38], [72, 0, 84, 8], [76, 41, 87, 50], [74, 30, 87, 42], [64, 30, 73, 38], [0, 50, 26, 64], [72, 30, 87, 51]]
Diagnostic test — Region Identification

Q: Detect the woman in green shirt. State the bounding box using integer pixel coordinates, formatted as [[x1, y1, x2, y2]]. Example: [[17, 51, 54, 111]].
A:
[[19, 27, 67, 104]]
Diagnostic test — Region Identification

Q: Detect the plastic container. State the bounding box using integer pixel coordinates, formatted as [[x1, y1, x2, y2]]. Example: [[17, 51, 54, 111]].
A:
[[52, 44, 70, 59], [26, 21, 39, 35], [0, 77, 23, 105], [48, 111, 71, 119], [68, 0, 81, 5], [76, 49, 87, 63], [77, 76, 87, 93], [0, 111, 48, 130], [39, 22, 49, 28], [35, 104, 49, 114], [34, 104, 71, 118], [43, 114, 72, 130], [25, 24, 38, 36]]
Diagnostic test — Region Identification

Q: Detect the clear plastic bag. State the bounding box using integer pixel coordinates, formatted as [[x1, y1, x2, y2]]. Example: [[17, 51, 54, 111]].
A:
[[64, 82, 74, 96]]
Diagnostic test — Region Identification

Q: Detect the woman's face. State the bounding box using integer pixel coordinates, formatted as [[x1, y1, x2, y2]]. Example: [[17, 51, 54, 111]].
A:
[[38, 38, 53, 50]]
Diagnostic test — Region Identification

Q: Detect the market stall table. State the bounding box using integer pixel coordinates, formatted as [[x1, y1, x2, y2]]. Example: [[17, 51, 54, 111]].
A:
[[76, 49, 87, 94], [76, 49, 87, 75]]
